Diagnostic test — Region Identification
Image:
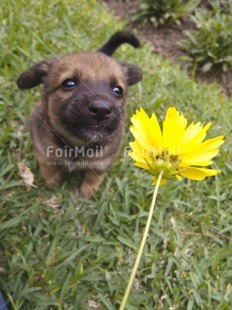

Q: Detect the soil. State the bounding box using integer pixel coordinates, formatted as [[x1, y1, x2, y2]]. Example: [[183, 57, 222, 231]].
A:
[[103, 0, 232, 96]]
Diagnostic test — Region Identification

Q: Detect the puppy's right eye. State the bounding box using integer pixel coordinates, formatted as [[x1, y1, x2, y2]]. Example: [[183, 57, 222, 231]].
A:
[[62, 79, 76, 89]]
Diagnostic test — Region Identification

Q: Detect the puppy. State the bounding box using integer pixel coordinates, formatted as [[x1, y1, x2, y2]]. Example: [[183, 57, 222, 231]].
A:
[[17, 32, 142, 199]]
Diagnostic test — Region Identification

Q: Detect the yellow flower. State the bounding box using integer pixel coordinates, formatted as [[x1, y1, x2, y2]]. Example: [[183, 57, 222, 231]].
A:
[[129, 107, 224, 185]]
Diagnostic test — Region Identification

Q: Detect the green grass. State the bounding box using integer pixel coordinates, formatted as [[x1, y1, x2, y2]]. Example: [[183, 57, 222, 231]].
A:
[[1, 0, 232, 309], [180, 4, 232, 73], [131, 0, 200, 28]]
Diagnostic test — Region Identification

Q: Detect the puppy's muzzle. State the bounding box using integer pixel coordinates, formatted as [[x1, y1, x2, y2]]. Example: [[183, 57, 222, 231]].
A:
[[89, 100, 112, 122]]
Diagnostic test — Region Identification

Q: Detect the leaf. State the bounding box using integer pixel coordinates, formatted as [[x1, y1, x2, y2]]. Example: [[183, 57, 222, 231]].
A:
[[212, 248, 232, 271], [0, 216, 24, 231], [117, 236, 137, 250], [42, 195, 60, 210], [201, 62, 213, 72], [98, 293, 116, 310], [18, 161, 36, 189], [0, 181, 23, 191]]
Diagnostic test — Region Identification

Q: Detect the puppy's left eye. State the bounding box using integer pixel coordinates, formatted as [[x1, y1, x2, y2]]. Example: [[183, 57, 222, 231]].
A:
[[112, 86, 123, 97], [62, 79, 76, 89]]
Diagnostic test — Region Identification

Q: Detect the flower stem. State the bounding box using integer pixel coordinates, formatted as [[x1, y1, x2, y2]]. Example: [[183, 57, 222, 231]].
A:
[[119, 171, 163, 310]]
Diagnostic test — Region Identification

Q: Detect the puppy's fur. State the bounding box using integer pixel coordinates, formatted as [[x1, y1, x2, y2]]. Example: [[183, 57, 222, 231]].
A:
[[17, 32, 142, 198]]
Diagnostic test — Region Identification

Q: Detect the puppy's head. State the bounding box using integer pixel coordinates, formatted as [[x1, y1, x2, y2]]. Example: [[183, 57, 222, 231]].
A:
[[17, 52, 142, 142]]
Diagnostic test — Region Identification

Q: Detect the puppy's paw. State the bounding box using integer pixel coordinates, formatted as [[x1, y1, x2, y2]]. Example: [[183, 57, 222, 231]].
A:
[[78, 184, 95, 200], [77, 171, 105, 199], [38, 161, 61, 188], [44, 173, 61, 188]]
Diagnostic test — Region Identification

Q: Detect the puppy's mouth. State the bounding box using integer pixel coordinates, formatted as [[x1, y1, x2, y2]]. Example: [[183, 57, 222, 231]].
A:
[[88, 123, 102, 128], [62, 112, 121, 142], [88, 121, 112, 128]]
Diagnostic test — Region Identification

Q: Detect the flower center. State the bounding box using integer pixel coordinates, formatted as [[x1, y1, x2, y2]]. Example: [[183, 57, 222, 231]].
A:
[[155, 153, 179, 164], [145, 149, 182, 180]]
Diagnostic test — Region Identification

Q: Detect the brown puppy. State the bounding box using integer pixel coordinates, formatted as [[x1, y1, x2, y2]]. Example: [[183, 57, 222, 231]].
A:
[[17, 32, 142, 198]]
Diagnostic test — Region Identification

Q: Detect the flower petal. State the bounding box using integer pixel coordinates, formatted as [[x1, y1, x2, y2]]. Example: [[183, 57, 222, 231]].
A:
[[130, 108, 163, 150], [182, 122, 211, 145], [162, 107, 187, 149], [134, 161, 150, 170], [129, 141, 151, 163], [152, 177, 167, 186], [180, 167, 221, 180], [180, 135, 224, 166]]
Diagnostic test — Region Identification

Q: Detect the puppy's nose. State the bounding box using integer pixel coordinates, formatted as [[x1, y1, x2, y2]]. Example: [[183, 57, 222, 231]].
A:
[[89, 100, 112, 121]]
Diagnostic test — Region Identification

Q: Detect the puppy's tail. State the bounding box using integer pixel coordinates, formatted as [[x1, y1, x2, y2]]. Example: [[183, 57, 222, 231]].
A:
[[98, 31, 140, 56]]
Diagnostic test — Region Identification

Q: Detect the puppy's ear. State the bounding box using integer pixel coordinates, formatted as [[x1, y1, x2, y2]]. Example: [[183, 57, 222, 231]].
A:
[[17, 59, 54, 89], [121, 63, 142, 86]]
